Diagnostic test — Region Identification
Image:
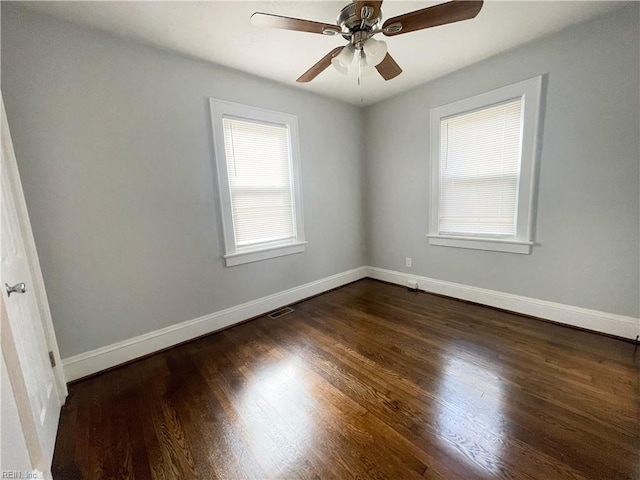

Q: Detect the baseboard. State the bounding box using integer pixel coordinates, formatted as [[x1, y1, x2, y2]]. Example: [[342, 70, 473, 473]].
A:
[[62, 266, 368, 381], [366, 266, 640, 340], [63, 264, 639, 381]]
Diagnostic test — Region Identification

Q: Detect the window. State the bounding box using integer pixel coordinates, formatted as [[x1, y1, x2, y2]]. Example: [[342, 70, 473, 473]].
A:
[[210, 99, 305, 266], [428, 76, 542, 254]]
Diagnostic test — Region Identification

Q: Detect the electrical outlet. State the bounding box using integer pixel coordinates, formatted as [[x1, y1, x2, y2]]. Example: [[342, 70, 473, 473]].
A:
[[405, 257, 412, 268]]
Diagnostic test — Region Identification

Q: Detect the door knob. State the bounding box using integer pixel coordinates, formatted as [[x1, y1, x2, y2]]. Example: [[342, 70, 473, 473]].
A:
[[5, 282, 26, 297]]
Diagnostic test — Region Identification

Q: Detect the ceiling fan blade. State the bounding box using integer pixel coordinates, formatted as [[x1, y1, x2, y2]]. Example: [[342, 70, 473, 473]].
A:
[[375, 53, 402, 81], [251, 12, 341, 35], [355, 1, 383, 20], [382, 1, 483, 36], [297, 47, 344, 83]]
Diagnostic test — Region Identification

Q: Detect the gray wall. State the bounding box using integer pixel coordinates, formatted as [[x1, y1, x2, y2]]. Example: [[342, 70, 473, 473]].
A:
[[1, 4, 365, 358], [364, 4, 640, 317]]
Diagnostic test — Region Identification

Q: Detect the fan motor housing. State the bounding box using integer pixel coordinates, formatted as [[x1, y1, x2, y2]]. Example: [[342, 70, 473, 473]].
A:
[[337, 2, 382, 38]]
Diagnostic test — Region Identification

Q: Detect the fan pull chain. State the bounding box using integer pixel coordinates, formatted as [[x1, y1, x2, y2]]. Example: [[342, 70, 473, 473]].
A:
[[358, 49, 364, 105]]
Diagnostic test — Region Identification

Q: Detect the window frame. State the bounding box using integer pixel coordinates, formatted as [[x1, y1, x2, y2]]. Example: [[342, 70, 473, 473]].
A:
[[427, 76, 543, 255], [209, 98, 306, 267]]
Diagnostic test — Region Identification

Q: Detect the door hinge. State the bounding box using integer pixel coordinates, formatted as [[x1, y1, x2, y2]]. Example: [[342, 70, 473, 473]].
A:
[[48, 351, 56, 368]]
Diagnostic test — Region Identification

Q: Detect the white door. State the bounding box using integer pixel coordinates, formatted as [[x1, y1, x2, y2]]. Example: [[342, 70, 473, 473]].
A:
[[1, 96, 66, 476], [1, 348, 33, 474]]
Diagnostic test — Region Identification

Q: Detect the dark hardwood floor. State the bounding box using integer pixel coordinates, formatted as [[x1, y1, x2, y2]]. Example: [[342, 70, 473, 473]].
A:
[[52, 279, 640, 479]]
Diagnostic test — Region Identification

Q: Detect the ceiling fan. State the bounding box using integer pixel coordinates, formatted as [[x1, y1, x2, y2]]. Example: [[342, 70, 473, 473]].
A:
[[251, 1, 484, 83]]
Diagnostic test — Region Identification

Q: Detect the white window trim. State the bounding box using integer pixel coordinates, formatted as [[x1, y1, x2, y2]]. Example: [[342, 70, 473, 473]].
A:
[[209, 98, 305, 267], [428, 76, 543, 254]]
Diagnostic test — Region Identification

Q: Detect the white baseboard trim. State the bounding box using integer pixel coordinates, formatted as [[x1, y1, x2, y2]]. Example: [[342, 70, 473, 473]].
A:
[[63, 267, 367, 381], [63, 265, 639, 381], [366, 266, 640, 340]]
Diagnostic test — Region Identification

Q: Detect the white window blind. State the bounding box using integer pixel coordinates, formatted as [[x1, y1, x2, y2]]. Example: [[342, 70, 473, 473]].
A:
[[222, 117, 295, 248], [439, 98, 523, 237]]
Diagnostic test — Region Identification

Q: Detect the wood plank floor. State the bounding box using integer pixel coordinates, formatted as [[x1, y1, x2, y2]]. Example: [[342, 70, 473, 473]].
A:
[[52, 279, 640, 480]]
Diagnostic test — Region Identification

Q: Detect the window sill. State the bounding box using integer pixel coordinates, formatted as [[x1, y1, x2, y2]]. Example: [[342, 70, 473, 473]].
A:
[[224, 241, 307, 267], [426, 235, 532, 254]]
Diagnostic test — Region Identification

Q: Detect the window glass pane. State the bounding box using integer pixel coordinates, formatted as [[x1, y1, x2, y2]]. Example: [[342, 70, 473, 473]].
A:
[[439, 98, 523, 236], [223, 117, 295, 247]]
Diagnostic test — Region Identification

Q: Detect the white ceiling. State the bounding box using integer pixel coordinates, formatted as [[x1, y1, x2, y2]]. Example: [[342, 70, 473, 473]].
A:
[[19, 1, 628, 106]]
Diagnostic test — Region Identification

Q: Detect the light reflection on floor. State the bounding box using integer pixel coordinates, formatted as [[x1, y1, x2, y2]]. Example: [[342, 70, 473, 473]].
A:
[[236, 355, 313, 477], [434, 349, 508, 476]]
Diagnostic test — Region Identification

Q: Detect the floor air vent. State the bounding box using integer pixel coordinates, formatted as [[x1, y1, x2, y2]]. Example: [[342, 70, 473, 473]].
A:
[[268, 306, 294, 319]]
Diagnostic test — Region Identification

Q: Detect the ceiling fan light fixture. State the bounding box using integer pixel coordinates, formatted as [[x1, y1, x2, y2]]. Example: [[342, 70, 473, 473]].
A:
[[331, 45, 355, 74], [363, 38, 387, 66], [253, 0, 485, 83]]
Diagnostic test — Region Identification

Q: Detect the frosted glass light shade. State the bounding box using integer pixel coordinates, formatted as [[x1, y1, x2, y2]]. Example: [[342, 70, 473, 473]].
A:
[[331, 46, 355, 75], [363, 38, 387, 66]]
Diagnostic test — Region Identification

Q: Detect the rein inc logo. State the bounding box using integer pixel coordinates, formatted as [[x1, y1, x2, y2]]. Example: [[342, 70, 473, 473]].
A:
[[1, 472, 43, 479]]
